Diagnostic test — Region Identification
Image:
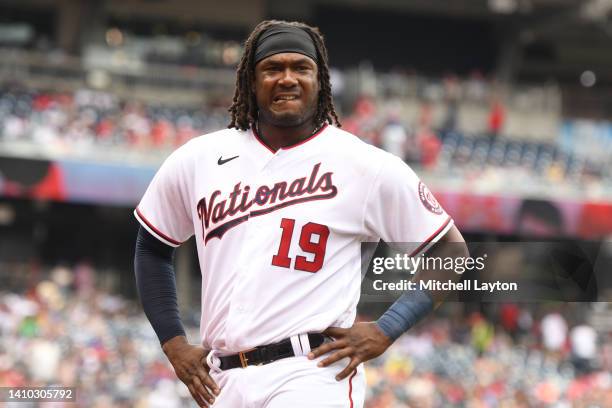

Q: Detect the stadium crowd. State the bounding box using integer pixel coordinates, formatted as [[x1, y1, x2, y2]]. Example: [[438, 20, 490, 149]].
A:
[[0, 88, 228, 152], [1, 85, 610, 194], [0, 265, 610, 407]]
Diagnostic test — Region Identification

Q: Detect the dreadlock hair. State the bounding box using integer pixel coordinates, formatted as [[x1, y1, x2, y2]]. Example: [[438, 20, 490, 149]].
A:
[[228, 20, 341, 131]]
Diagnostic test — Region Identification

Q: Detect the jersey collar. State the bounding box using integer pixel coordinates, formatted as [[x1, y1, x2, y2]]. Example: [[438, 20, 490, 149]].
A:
[[251, 123, 329, 154]]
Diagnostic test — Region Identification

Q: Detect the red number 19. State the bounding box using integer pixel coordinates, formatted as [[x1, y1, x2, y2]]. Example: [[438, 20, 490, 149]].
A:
[[271, 218, 330, 273]]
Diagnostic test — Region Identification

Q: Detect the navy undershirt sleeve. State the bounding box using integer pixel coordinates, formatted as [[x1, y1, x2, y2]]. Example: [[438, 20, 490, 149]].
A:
[[134, 226, 186, 345], [376, 288, 434, 341]]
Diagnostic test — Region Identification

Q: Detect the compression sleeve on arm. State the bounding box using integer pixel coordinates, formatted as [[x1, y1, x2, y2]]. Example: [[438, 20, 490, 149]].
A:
[[375, 288, 434, 341], [134, 225, 186, 345]]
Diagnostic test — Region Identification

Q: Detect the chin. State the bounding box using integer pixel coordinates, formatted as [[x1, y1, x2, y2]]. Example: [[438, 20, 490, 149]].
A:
[[268, 112, 307, 127]]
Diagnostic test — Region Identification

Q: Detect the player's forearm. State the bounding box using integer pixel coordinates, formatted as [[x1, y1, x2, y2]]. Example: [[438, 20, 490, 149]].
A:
[[134, 226, 186, 345], [376, 226, 468, 340]]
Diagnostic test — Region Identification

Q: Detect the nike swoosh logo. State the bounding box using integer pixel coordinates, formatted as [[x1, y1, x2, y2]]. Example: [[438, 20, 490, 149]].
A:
[[218, 155, 239, 165]]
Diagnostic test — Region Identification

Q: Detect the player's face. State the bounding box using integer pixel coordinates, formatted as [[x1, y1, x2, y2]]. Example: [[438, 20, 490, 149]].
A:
[[254, 52, 319, 127]]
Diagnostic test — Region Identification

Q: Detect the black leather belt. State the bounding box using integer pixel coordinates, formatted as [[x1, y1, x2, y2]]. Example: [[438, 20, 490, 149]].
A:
[[218, 333, 326, 370]]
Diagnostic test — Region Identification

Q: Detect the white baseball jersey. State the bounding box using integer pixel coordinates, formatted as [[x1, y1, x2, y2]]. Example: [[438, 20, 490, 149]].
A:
[[134, 123, 453, 353]]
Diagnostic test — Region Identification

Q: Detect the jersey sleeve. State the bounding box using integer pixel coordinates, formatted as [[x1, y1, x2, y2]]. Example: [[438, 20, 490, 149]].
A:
[[364, 154, 453, 255], [134, 144, 194, 247]]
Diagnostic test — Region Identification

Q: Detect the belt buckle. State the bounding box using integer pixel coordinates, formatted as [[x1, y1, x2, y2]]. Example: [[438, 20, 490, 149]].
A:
[[238, 351, 248, 368], [238, 348, 255, 368]]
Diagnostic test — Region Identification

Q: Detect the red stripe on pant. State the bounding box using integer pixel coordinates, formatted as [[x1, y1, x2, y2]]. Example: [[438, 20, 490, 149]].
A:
[[348, 370, 357, 408]]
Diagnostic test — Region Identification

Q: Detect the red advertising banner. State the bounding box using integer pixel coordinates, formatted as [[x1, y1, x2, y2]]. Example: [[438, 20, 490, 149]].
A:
[[435, 191, 612, 239], [1, 156, 611, 238]]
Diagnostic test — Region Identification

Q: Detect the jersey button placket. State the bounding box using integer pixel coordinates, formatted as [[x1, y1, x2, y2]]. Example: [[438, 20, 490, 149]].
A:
[[229, 155, 276, 318], [238, 150, 274, 249]]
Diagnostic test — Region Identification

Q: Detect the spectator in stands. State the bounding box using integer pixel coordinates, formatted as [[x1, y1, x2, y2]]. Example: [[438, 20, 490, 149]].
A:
[[499, 303, 520, 340], [441, 73, 460, 133], [541, 311, 568, 354], [570, 324, 597, 375], [414, 100, 441, 169], [380, 112, 408, 160], [488, 97, 506, 141], [416, 126, 441, 170], [465, 70, 488, 102], [470, 312, 494, 355]]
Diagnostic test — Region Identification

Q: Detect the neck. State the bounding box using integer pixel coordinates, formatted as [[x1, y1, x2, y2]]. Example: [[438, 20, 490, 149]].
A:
[[257, 119, 318, 151]]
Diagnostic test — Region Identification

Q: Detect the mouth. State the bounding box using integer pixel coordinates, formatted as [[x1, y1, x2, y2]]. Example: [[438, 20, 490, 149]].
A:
[[272, 94, 300, 104]]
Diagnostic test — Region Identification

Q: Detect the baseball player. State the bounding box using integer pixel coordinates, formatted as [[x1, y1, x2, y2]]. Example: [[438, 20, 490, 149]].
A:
[[134, 20, 466, 407]]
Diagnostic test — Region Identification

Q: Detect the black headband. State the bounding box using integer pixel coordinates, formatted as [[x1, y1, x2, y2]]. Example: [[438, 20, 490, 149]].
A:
[[254, 26, 318, 65]]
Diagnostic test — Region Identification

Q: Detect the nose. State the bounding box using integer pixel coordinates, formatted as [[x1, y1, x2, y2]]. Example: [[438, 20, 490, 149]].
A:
[[278, 68, 298, 86]]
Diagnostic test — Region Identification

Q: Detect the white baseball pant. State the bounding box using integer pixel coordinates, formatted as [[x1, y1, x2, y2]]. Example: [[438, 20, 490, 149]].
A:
[[206, 334, 366, 407]]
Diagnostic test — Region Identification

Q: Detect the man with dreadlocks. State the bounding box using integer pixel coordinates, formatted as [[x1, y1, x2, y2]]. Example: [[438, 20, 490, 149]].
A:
[[134, 19, 464, 407]]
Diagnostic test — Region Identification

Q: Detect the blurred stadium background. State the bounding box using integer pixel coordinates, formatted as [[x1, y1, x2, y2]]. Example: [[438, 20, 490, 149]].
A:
[[0, 0, 611, 407]]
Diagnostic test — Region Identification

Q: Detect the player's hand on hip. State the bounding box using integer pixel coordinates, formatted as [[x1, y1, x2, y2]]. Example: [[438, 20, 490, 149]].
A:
[[162, 336, 220, 407], [307, 322, 393, 381]]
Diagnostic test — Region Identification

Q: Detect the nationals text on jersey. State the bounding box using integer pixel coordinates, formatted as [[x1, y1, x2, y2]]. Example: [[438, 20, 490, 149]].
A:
[[197, 162, 337, 243]]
